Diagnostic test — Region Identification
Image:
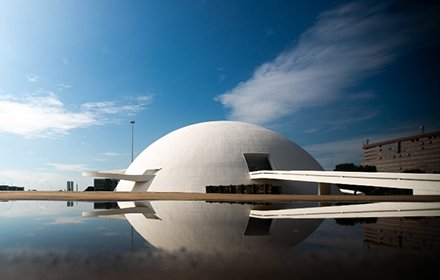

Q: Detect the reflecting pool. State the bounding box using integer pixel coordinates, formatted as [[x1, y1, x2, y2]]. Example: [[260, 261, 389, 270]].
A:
[[0, 200, 438, 280]]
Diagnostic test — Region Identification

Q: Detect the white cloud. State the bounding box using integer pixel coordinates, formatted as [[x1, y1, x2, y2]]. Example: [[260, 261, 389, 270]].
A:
[[26, 74, 39, 83], [0, 93, 153, 138], [0, 93, 95, 137], [216, 1, 437, 125]]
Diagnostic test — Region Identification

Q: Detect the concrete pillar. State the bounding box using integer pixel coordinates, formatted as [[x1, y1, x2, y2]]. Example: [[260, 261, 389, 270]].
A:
[[318, 183, 331, 207], [318, 183, 331, 195]]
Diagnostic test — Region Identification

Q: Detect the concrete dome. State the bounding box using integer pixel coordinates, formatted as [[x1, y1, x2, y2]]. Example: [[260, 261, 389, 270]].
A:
[[117, 121, 322, 193], [117, 121, 323, 251]]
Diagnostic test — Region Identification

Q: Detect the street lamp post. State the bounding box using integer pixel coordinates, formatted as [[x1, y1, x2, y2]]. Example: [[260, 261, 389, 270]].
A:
[[129, 120, 136, 251], [130, 120, 135, 162]]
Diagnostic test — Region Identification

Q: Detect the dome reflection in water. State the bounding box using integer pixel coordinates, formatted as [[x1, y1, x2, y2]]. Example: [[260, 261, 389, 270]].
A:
[[122, 201, 321, 252]]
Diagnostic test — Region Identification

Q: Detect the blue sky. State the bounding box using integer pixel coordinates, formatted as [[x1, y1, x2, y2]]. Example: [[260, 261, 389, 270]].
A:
[[0, 0, 439, 190]]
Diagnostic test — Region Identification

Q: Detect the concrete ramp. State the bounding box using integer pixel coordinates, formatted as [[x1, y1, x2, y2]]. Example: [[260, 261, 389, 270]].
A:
[[250, 170, 440, 195], [250, 202, 440, 219]]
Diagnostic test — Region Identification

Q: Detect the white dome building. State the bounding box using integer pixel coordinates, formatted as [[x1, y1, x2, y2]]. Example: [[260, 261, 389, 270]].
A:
[[117, 121, 323, 251]]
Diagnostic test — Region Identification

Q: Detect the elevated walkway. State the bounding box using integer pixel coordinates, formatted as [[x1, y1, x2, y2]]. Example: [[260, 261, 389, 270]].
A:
[[250, 170, 440, 195], [250, 202, 440, 219]]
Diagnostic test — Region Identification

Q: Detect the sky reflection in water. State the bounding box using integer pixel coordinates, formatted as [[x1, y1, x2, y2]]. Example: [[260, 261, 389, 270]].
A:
[[0, 201, 150, 253]]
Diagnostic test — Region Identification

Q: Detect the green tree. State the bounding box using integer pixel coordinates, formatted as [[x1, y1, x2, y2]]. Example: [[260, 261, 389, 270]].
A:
[[334, 163, 376, 172], [333, 163, 410, 195]]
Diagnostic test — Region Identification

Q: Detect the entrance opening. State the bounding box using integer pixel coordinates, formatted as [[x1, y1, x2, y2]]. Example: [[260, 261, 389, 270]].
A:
[[243, 153, 272, 172]]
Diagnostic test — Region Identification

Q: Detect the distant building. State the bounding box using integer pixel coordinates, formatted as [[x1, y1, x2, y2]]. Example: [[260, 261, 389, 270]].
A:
[[363, 130, 440, 173], [0, 185, 24, 191], [66, 181, 74, 191]]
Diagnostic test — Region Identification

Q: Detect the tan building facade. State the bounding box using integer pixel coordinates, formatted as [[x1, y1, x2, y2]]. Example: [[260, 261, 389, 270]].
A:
[[363, 131, 440, 173], [363, 217, 440, 250]]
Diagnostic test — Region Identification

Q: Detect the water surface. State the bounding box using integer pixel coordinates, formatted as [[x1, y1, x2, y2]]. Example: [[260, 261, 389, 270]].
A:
[[0, 200, 438, 279]]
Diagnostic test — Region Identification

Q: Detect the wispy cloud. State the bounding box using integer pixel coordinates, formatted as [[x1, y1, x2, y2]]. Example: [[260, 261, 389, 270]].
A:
[[102, 152, 125, 157], [0, 92, 153, 138], [102, 231, 121, 237], [61, 57, 69, 65], [304, 137, 366, 170], [216, 1, 438, 125], [306, 109, 378, 134], [95, 152, 127, 162], [48, 216, 86, 225], [81, 95, 153, 116], [57, 83, 72, 90], [47, 163, 89, 172], [26, 74, 39, 83]]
